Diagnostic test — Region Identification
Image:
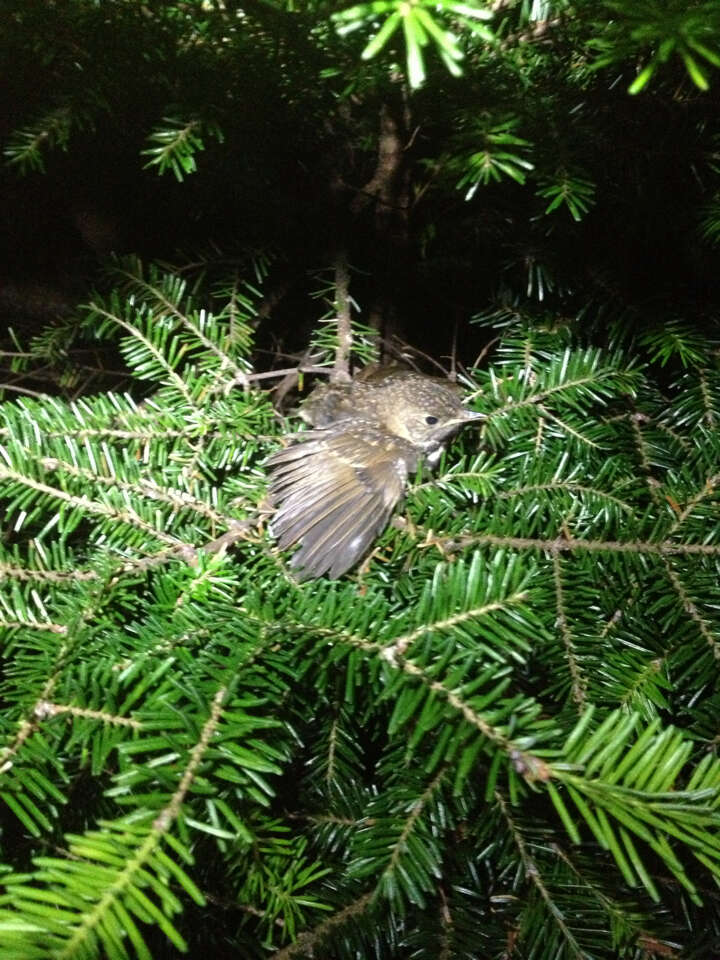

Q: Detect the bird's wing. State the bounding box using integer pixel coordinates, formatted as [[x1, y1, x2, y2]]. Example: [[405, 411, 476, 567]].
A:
[[268, 424, 412, 579]]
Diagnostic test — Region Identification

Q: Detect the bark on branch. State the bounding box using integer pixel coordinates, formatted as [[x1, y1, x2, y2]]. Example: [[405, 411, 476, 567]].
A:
[[331, 250, 353, 384]]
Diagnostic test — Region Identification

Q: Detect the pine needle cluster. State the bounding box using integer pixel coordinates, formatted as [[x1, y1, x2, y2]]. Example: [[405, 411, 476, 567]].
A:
[[0, 260, 719, 958]]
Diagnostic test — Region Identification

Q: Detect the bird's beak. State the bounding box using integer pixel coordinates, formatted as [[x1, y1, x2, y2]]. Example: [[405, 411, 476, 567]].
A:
[[429, 409, 485, 442], [460, 409, 485, 422]]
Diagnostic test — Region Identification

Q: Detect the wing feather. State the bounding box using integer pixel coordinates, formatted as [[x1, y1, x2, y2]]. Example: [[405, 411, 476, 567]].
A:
[[268, 425, 410, 579]]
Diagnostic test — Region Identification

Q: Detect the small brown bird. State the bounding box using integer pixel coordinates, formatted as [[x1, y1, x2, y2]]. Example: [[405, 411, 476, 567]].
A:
[[268, 370, 484, 579]]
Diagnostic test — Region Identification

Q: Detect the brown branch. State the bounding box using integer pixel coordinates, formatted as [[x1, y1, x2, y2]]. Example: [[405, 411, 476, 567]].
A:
[[153, 684, 228, 830], [496, 791, 585, 957], [388, 336, 451, 376], [500, 18, 563, 51], [245, 364, 331, 383], [0, 563, 99, 583], [111, 518, 256, 583], [331, 251, 353, 384], [350, 102, 404, 216], [0, 383, 53, 399], [268, 892, 374, 960], [33, 700, 142, 729], [470, 335, 501, 370], [429, 531, 720, 559], [552, 554, 587, 711], [662, 558, 720, 660]]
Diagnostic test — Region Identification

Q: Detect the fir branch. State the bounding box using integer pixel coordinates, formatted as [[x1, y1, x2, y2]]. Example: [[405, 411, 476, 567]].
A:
[[325, 712, 340, 790], [653, 418, 693, 451], [54, 688, 226, 958], [113, 262, 251, 392], [552, 554, 587, 711], [497, 792, 588, 959], [0, 618, 67, 634], [376, 768, 448, 902], [44, 426, 212, 441], [286, 812, 373, 827], [238, 582, 547, 775], [394, 656, 548, 774], [84, 300, 196, 406], [599, 605, 625, 639], [486, 370, 627, 416], [618, 657, 667, 711], [628, 413, 664, 507], [153, 684, 227, 830], [662, 558, 720, 661], [267, 891, 374, 960], [33, 700, 142, 729], [0, 463, 189, 549], [699, 369, 717, 427], [666, 471, 720, 534], [0, 581, 112, 779], [436, 883, 453, 960], [497, 481, 633, 511], [537, 403, 600, 448], [0, 563, 99, 583], [3, 106, 76, 174], [381, 592, 529, 659], [440, 532, 720, 557], [37, 455, 230, 527], [112, 519, 257, 579], [550, 842, 643, 951]]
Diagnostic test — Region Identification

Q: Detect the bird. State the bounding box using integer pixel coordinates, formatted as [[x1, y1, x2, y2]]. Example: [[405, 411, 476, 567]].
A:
[[267, 369, 484, 580]]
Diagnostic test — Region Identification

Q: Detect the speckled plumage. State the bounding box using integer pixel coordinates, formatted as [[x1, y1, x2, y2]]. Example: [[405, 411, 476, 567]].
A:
[[268, 371, 483, 579]]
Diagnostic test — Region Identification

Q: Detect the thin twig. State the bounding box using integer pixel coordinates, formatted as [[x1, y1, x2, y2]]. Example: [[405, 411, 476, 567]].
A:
[[470, 336, 500, 370], [268, 892, 374, 960], [332, 250, 353, 384], [389, 336, 451, 376], [245, 365, 330, 383], [273, 349, 321, 409], [0, 383, 52, 399]]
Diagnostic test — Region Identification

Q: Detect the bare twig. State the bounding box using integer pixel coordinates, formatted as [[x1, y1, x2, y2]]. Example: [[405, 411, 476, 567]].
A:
[[471, 336, 500, 370], [389, 336, 451, 377], [224, 364, 330, 389], [0, 383, 52, 400], [273, 349, 324, 409], [332, 251, 353, 384], [449, 318, 458, 381]]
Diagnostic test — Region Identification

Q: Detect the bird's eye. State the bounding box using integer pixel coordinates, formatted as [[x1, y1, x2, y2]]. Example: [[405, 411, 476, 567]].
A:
[[425, 415, 439, 425]]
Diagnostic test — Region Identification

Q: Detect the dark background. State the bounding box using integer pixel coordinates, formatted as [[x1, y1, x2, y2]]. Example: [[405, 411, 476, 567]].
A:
[[2, 0, 720, 382]]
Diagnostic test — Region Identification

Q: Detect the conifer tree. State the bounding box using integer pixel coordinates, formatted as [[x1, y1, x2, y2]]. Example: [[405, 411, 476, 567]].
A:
[[0, 258, 718, 958], [2, 2, 720, 958]]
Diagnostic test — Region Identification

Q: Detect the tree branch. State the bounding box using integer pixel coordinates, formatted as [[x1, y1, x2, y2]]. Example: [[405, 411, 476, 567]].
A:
[[331, 250, 353, 384]]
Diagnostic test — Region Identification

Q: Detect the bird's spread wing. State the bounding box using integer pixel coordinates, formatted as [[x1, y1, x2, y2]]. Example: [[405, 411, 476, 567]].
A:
[[268, 424, 412, 579]]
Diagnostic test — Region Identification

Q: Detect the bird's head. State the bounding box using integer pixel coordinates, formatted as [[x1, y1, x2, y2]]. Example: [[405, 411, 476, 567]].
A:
[[377, 377, 485, 449]]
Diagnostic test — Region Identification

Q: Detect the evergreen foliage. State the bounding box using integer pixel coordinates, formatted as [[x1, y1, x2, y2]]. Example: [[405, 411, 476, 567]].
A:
[[3, 0, 720, 366], [3, 1, 720, 957], [0, 260, 719, 957]]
